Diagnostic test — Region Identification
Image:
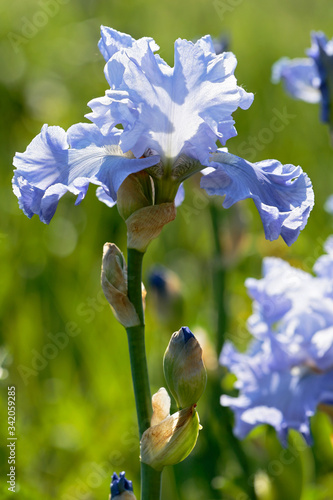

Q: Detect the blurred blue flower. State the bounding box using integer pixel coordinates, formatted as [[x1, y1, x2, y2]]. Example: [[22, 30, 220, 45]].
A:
[[272, 31, 333, 125], [324, 194, 333, 215], [13, 27, 314, 245], [221, 239, 333, 445]]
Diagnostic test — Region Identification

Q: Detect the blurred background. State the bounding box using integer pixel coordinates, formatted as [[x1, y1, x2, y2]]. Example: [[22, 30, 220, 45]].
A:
[[1, 0, 333, 498]]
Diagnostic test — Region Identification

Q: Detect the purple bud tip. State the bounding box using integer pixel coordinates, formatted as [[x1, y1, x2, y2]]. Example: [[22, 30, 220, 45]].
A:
[[181, 326, 195, 343], [110, 471, 133, 497], [148, 267, 167, 293]]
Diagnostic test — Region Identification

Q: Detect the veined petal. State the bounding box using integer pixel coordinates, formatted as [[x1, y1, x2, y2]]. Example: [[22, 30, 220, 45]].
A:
[[87, 30, 253, 164], [200, 151, 314, 246], [272, 57, 321, 103], [13, 123, 159, 223]]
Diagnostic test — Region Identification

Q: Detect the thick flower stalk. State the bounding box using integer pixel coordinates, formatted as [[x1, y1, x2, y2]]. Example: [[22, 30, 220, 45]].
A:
[[272, 31, 333, 127], [221, 237, 333, 446], [13, 26, 314, 246]]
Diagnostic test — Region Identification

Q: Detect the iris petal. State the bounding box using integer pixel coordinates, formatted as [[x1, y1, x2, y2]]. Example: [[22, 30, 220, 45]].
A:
[[13, 123, 159, 223], [87, 31, 253, 163], [272, 57, 321, 103], [200, 151, 314, 246]]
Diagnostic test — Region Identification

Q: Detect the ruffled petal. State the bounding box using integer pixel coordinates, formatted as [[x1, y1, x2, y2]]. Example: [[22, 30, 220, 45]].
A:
[[200, 151, 314, 246], [96, 186, 117, 207], [98, 25, 160, 62], [87, 30, 253, 164], [245, 257, 310, 328], [272, 57, 321, 103], [220, 341, 329, 446], [13, 123, 159, 223]]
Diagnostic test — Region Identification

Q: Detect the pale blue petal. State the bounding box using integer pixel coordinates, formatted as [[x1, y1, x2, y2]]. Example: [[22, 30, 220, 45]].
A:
[[13, 123, 159, 223], [324, 194, 333, 214], [314, 235, 333, 279], [201, 151, 314, 246], [245, 257, 310, 328], [96, 187, 117, 207], [174, 183, 185, 207], [98, 25, 159, 62], [272, 57, 321, 103], [220, 342, 330, 446], [87, 34, 253, 164]]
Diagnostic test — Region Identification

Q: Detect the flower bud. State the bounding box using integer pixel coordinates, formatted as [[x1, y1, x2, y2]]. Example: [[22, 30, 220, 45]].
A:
[[140, 387, 201, 471], [116, 172, 176, 252], [101, 243, 140, 327], [117, 171, 154, 221], [109, 472, 136, 499], [163, 326, 207, 408]]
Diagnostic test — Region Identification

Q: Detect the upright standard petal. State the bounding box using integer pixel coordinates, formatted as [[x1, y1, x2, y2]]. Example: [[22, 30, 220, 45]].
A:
[[13, 123, 159, 223], [87, 30, 253, 164], [98, 25, 160, 62], [200, 151, 314, 246]]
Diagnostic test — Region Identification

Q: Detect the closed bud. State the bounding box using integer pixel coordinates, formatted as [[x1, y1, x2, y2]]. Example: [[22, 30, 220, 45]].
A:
[[117, 172, 176, 252], [117, 171, 154, 222], [109, 471, 136, 499], [101, 243, 140, 327], [163, 326, 207, 408], [140, 388, 201, 471]]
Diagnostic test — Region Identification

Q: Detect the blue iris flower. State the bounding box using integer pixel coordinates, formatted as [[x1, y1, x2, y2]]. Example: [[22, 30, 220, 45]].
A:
[[13, 27, 314, 245], [272, 31, 333, 125], [221, 238, 333, 445]]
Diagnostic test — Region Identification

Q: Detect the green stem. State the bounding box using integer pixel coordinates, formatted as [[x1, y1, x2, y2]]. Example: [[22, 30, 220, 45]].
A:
[[209, 203, 257, 500], [209, 202, 227, 354], [126, 248, 162, 500]]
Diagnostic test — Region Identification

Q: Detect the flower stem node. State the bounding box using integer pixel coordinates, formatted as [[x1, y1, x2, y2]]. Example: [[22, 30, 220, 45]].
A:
[[140, 387, 201, 471], [163, 326, 207, 409], [109, 471, 136, 499], [117, 172, 176, 253], [101, 243, 141, 327]]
